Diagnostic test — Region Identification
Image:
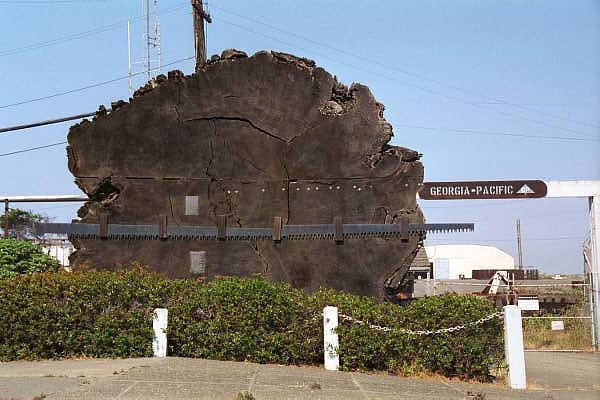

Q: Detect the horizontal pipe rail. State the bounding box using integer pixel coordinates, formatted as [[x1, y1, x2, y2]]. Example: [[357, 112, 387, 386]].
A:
[[0, 112, 96, 134], [0, 195, 88, 203]]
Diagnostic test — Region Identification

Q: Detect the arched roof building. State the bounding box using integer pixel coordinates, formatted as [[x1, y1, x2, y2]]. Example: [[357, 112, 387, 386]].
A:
[[424, 244, 515, 279]]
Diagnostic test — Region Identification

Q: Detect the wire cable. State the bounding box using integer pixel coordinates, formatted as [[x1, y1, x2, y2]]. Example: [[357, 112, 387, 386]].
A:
[[0, 25, 595, 143], [3, 10, 597, 144], [0, 55, 194, 109], [0, 1, 106, 3], [0, 141, 66, 157], [426, 236, 586, 242], [211, 5, 600, 132], [215, 16, 600, 140], [389, 122, 600, 142], [0, 2, 188, 57], [0, 54, 594, 143], [0, 22, 124, 57]]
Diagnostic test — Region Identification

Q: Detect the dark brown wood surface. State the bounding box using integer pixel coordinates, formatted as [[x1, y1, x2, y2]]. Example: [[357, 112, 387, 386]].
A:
[[67, 50, 424, 300]]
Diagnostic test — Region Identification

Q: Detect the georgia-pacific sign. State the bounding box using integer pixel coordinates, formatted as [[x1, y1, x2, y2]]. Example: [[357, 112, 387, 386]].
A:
[[419, 180, 547, 200]]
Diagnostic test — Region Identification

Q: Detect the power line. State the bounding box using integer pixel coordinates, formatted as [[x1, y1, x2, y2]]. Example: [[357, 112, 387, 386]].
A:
[[426, 236, 586, 243], [0, 1, 108, 4], [211, 5, 600, 133], [2, 10, 596, 144], [390, 122, 600, 142], [0, 22, 124, 57], [0, 56, 593, 143], [447, 99, 600, 129], [3, 2, 598, 140], [0, 55, 194, 109], [213, 5, 600, 130], [0, 2, 188, 58], [0, 56, 592, 145], [216, 16, 599, 141], [0, 141, 66, 157], [0, 24, 594, 144], [1, 76, 129, 109], [420, 200, 588, 211], [441, 211, 584, 224]]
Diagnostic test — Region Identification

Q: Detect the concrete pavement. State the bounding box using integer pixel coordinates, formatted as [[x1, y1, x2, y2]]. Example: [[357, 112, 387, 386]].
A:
[[0, 352, 598, 399]]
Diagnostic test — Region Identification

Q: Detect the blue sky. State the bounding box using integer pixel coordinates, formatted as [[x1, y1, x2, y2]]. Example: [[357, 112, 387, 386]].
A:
[[1, 0, 598, 274]]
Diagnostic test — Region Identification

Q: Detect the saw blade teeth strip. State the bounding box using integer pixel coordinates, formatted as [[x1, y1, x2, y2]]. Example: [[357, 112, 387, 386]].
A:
[[39, 222, 474, 241]]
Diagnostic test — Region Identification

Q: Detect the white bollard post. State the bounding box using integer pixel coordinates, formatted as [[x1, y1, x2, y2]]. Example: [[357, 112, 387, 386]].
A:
[[503, 305, 526, 389], [152, 308, 168, 357], [323, 306, 339, 371]]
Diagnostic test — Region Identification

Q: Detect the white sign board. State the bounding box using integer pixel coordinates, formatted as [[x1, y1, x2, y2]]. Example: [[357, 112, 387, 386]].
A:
[[517, 298, 539, 311], [551, 320, 564, 331]]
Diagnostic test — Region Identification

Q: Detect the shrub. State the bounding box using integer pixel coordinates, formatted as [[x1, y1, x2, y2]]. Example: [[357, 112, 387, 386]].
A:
[[0, 239, 60, 278], [0, 269, 503, 380]]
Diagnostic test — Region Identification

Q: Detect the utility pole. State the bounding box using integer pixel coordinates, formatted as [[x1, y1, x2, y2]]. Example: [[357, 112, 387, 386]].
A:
[[3, 199, 8, 238], [191, 0, 212, 71], [516, 219, 523, 269]]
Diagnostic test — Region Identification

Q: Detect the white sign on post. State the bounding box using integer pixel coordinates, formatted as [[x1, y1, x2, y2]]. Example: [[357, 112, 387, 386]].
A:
[[152, 308, 168, 357], [503, 305, 527, 390], [551, 320, 565, 331], [323, 306, 339, 371], [517, 298, 539, 311]]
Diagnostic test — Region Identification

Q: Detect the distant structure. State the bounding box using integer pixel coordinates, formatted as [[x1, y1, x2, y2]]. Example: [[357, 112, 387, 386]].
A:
[[41, 238, 74, 267], [409, 247, 432, 279], [425, 244, 515, 279]]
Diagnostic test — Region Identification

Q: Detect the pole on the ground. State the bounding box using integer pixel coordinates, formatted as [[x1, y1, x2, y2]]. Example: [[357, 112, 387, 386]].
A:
[[503, 305, 526, 389], [589, 195, 600, 350], [516, 219, 523, 269], [3, 199, 8, 238], [323, 306, 339, 371], [152, 308, 168, 357]]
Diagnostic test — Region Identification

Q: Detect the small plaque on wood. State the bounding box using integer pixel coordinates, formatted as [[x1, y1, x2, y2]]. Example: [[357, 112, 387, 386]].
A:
[[185, 196, 199, 215], [189, 251, 206, 275]]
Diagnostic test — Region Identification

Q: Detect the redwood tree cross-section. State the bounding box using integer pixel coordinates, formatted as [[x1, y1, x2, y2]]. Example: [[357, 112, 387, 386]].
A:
[[67, 49, 425, 300]]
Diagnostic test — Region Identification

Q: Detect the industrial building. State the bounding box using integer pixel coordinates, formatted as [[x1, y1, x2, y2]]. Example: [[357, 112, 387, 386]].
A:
[[423, 244, 515, 279]]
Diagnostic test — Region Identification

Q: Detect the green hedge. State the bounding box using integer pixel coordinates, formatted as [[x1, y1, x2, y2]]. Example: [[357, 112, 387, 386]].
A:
[[0, 269, 503, 379], [0, 239, 60, 278]]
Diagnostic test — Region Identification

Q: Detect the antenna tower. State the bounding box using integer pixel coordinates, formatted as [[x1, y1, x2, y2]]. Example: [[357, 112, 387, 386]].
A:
[[128, 0, 161, 96]]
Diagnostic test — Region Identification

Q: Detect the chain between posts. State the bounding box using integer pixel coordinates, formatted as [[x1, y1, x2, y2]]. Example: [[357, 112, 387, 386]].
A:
[[338, 311, 504, 336]]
